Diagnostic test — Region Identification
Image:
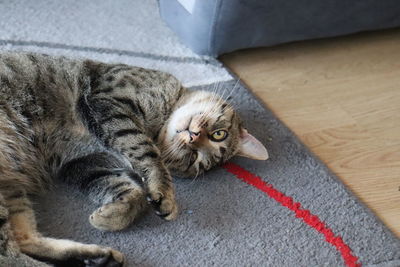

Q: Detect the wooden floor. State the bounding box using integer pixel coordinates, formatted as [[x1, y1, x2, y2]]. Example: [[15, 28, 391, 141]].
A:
[[221, 29, 400, 237]]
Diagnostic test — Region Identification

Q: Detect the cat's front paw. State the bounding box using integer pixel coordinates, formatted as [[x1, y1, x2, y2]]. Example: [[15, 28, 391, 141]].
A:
[[147, 187, 178, 221]]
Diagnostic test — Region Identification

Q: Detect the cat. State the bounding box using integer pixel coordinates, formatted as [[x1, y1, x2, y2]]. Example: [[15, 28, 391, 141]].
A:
[[0, 52, 268, 266]]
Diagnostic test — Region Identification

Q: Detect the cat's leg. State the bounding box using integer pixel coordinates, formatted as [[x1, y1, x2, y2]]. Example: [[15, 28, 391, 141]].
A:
[[87, 95, 178, 220], [4, 188, 125, 266], [58, 151, 147, 231], [0, 192, 22, 260], [0, 191, 51, 267], [99, 118, 178, 220]]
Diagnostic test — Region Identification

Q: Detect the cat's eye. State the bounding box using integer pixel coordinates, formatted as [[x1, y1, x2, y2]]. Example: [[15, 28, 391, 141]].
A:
[[209, 130, 228, 142]]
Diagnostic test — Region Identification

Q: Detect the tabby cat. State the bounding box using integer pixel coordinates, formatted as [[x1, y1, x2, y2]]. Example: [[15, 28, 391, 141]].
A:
[[0, 52, 268, 266]]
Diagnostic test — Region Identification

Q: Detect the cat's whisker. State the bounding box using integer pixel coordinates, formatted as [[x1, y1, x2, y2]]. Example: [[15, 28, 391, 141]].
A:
[[216, 83, 227, 100], [162, 145, 182, 161], [221, 79, 238, 104], [194, 89, 217, 123], [208, 96, 225, 118], [188, 164, 202, 186], [214, 79, 238, 107], [161, 143, 180, 161], [197, 86, 235, 127], [163, 141, 188, 166], [160, 144, 176, 157], [226, 79, 240, 104], [188, 171, 199, 186], [208, 80, 238, 118], [162, 140, 186, 165], [202, 88, 219, 113], [186, 150, 195, 170], [221, 102, 234, 114], [199, 92, 223, 121], [210, 82, 219, 95]]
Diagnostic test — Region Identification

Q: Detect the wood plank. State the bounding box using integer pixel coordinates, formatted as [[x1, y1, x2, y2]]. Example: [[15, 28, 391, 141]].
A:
[[221, 29, 400, 237]]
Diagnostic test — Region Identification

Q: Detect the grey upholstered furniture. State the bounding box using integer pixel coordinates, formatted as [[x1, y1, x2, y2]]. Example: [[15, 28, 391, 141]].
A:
[[159, 0, 400, 57]]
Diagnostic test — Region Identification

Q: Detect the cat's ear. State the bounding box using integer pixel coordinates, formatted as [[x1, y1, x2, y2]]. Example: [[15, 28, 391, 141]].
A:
[[237, 128, 269, 160]]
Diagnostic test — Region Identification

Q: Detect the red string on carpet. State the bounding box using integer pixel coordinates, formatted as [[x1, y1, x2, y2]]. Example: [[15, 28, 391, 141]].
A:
[[223, 162, 361, 267]]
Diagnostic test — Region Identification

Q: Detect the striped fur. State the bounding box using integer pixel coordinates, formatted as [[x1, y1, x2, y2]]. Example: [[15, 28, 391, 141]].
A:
[[0, 52, 246, 265]]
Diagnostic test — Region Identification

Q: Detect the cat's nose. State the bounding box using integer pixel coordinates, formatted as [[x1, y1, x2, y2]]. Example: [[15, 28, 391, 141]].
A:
[[189, 131, 200, 143]]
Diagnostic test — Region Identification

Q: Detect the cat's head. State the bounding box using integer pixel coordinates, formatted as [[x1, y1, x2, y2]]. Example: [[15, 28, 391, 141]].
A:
[[158, 90, 268, 178]]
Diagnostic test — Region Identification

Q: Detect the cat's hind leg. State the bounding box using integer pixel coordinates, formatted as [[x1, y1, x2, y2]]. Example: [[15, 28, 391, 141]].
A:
[[0, 192, 51, 267], [5, 189, 125, 267]]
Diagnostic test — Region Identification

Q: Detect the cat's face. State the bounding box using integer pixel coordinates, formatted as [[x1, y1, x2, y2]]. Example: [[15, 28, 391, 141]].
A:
[[158, 91, 268, 178]]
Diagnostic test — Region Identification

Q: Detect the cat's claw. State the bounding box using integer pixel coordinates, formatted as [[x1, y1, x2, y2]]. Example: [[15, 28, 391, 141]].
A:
[[83, 252, 124, 267], [47, 247, 125, 267], [146, 194, 160, 204], [146, 191, 178, 221]]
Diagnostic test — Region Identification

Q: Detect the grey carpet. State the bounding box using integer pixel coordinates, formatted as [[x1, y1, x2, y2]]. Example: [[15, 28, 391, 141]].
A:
[[0, 0, 399, 266]]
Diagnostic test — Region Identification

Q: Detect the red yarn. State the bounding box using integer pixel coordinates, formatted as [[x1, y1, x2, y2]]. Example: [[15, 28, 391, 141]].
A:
[[223, 162, 361, 267]]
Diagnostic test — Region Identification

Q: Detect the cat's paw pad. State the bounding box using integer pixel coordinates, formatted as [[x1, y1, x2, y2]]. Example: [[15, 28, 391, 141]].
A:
[[147, 190, 178, 221], [52, 246, 124, 267], [89, 202, 136, 231]]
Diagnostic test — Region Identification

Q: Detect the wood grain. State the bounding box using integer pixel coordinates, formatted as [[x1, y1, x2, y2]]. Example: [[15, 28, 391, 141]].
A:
[[221, 29, 400, 237]]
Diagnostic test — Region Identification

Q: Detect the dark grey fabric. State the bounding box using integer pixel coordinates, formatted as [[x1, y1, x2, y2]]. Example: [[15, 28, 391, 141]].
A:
[[160, 0, 400, 56]]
